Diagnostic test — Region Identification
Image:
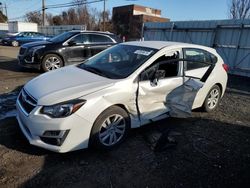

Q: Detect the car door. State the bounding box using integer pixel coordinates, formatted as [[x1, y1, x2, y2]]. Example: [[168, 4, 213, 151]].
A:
[[23, 32, 34, 43], [182, 48, 217, 108], [137, 49, 184, 124], [63, 33, 91, 64], [88, 34, 115, 56], [183, 48, 212, 78], [32, 32, 44, 41], [16, 32, 29, 44]]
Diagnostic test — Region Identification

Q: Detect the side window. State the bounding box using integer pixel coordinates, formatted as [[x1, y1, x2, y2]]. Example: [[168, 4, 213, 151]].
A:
[[34, 32, 43, 36], [141, 51, 180, 81], [70, 34, 89, 44], [30, 32, 36, 36], [90, 34, 113, 43], [21, 32, 28, 36], [183, 48, 216, 70]]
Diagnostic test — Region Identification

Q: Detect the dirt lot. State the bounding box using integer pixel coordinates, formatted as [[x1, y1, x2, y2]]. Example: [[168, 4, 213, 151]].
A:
[[0, 46, 250, 188]]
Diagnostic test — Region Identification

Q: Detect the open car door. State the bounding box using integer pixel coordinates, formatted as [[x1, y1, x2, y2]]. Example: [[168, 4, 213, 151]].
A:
[[136, 48, 215, 125]]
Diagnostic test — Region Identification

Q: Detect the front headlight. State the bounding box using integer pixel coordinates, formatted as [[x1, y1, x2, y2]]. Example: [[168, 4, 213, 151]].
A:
[[41, 99, 86, 118]]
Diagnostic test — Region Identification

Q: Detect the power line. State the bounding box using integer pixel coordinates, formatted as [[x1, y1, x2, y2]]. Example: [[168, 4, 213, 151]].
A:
[[9, 8, 42, 21], [8, 0, 105, 21], [46, 0, 103, 9]]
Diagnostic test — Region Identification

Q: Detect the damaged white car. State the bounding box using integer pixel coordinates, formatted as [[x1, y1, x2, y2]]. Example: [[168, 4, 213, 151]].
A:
[[16, 41, 228, 152]]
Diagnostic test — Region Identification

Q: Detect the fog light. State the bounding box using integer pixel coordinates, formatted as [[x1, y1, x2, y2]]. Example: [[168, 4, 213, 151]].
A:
[[40, 130, 70, 146], [43, 130, 61, 137]]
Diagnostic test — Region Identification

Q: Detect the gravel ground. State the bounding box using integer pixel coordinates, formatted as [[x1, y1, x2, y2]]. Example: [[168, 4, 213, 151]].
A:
[[0, 46, 250, 188]]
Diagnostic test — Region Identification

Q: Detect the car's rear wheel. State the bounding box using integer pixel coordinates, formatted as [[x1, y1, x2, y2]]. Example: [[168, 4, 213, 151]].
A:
[[202, 85, 221, 112], [11, 40, 19, 47], [41, 54, 63, 72], [90, 106, 130, 149]]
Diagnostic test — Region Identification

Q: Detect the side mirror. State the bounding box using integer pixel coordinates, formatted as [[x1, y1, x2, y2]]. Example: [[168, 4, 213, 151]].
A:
[[67, 40, 76, 46], [150, 70, 165, 86]]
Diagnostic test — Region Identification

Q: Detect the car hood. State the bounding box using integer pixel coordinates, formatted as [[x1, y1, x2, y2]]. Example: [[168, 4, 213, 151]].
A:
[[21, 40, 52, 48], [24, 66, 115, 105]]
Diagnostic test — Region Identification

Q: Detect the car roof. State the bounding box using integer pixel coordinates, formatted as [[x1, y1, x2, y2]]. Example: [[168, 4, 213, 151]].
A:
[[68, 30, 115, 36], [122, 41, 216, 52]]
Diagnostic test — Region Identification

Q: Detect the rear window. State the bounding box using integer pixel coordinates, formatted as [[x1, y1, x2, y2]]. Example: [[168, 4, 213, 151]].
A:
[[90, 34, 113, 43], [183, 48, 217, 70]]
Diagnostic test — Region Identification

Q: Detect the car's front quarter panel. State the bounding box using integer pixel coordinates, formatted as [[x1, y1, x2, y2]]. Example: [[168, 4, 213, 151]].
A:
[[16, 77, 139, 152], [75, 79, 140, 129]]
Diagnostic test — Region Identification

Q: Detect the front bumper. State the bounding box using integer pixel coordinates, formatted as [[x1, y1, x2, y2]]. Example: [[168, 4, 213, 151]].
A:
[[2, 40, 11, 45], [18, 55, 41, 69], [16, 96, 94, 153], [18, 48, 42, 70]]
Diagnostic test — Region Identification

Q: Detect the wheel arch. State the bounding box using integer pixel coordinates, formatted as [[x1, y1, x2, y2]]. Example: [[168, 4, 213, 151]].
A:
[[91, 104, 132, 131], [215, 83, 223, 97], [102, 104, 131, 124], [88, 103, 131, 148]]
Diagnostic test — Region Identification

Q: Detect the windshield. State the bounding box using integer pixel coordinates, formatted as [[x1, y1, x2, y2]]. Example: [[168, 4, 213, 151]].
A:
[[78, 44, 157, 79], [49, 32, 76, 43]]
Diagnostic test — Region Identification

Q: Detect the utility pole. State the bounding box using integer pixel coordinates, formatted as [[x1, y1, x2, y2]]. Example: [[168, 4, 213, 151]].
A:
[[4, 3, 7, 21], [103, 0, 105, 31], [42, 0, 45, 26]]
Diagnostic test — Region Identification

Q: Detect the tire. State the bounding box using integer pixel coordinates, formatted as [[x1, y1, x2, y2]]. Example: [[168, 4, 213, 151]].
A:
[[202, 85, 221, 112], [90, 106, 130, 150], [41, 54, 63, 72], [11, 40, 19, 47]]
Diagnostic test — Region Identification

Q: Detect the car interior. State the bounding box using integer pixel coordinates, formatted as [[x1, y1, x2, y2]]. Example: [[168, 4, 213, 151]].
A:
[[140, 51, 180, 81]]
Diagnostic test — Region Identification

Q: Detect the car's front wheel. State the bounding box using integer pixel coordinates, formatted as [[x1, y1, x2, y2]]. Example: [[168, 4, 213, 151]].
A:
[[90, 106, 130, 149], [41, 54, 63, 72], [202, 85, 221, 112], [11, 40, 19, 47]]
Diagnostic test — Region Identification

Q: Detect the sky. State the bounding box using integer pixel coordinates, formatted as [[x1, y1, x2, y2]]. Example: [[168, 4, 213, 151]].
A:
[[1, 0, 230, 21]]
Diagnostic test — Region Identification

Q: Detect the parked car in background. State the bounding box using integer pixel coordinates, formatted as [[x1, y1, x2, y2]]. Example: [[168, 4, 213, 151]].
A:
[[17, 30, 122, 72], [0, 30, 8, 43], [16, 41, 228, 152], [2, 31, 50, 47]]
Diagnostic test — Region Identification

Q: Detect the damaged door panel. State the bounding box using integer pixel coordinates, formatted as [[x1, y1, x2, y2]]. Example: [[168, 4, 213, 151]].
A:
[[137, 50, 183, 124], [166, 78, 203, 118], [138, 77, 184, 123], [136, 48, 216, 124]]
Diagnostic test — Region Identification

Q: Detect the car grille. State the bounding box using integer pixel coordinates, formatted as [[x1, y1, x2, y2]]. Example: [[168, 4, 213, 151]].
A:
[[18, 89, 37, 115], [19, 47, 27, 55]]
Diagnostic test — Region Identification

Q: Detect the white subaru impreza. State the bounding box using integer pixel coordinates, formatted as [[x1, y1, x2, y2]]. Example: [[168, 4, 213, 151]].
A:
[[16, 41, 228, 152]]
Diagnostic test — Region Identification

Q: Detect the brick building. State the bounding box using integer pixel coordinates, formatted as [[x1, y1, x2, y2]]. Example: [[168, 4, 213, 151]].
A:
[[112, 4, 169, 40]]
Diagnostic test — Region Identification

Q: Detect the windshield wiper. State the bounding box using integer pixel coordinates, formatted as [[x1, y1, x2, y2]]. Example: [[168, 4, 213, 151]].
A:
[[81, 65, 110, 78]]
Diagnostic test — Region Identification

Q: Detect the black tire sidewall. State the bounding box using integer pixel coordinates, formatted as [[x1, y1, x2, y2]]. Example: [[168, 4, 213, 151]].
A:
[[90, 106, 130, 150], [41, 54, 63, 72], [203, 85, 221, 112]]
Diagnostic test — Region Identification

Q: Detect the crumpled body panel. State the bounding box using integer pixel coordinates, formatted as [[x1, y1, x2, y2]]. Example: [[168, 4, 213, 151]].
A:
[[166, 79, 203, 118]]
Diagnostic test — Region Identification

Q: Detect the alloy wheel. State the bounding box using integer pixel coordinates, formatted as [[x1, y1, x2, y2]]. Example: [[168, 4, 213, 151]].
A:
[[44, 56, 62, 70], [98, 114, 126, 146], [12, 41, 19, 47], [207, 88, 220, 109]]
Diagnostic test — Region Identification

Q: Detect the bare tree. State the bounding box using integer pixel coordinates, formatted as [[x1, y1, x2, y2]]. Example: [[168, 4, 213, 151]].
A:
[[229, 0, 250, 19], [25, 11, 42, 25], [25, 0, 111, 30]]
